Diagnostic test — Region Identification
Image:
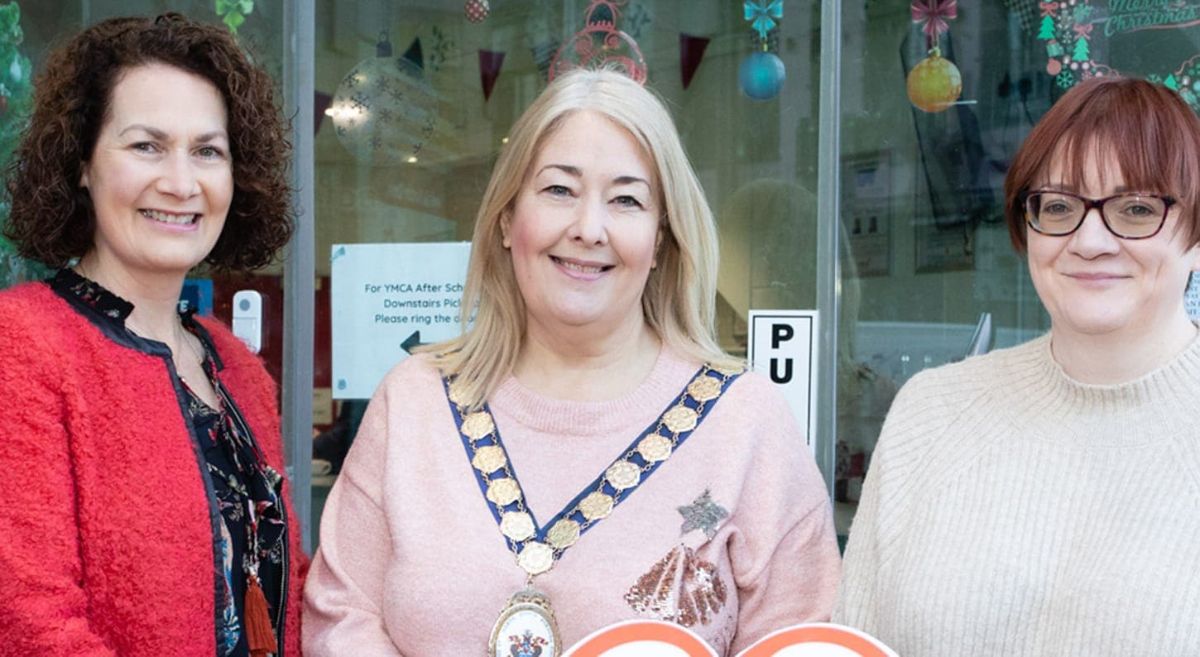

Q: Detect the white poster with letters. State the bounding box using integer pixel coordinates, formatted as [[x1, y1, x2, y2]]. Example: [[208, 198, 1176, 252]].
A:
[[747, 310, 819, 452], [331, 242, 471, 399]]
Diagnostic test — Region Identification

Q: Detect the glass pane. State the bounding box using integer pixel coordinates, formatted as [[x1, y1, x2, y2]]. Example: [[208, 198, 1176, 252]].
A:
[[311, 1, 823, 548], [835, 0, 1116, 538]]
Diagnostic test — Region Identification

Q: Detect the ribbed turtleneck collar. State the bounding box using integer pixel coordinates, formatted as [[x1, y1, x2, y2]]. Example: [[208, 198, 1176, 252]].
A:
[[985, 330, 1200, 447], [1029, 329, 1200, 411]]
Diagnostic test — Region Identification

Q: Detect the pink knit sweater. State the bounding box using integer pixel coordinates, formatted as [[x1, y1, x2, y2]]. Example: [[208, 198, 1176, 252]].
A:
[[303, 348, 839, 656]]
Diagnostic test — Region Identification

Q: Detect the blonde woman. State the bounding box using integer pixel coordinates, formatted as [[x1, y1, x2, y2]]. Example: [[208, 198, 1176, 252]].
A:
[[303, 70, 840, 656]]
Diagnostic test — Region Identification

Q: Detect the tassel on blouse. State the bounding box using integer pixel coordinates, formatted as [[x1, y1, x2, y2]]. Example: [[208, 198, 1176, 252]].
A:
[[244, 576, 278, 656]]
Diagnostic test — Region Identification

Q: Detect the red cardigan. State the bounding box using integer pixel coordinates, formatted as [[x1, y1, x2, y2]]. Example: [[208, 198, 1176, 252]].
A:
[[0, 281, 305, 656]]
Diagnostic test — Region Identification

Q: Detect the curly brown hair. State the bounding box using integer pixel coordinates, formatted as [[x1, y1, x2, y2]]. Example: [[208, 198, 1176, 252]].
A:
[[3, 12, 292, 271]]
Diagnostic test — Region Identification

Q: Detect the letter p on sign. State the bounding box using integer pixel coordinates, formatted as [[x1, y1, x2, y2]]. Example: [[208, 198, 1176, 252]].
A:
[[748, 310, 819, 452]]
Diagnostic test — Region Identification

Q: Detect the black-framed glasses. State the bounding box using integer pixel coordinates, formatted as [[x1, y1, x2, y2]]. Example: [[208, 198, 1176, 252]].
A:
[[1023, 190, 1177, 239]]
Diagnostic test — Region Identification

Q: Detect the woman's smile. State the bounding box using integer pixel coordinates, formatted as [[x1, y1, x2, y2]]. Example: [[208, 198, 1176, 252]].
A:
[[141, 208, 201, 228], [550, 254, 614, 280]]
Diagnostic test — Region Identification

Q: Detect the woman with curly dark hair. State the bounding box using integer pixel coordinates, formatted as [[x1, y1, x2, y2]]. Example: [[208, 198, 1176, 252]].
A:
[[0, 13, 302, 657]]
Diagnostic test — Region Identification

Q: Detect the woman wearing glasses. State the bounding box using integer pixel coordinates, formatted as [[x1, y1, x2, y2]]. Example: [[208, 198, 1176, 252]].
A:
[[835, 77, 1200, 655]]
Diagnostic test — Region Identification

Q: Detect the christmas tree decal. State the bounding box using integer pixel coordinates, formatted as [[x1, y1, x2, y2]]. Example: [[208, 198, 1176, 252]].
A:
[[1071, 36, 1089, 63], [0, 1, 39, 288], [1038, 15, 1055, 40]]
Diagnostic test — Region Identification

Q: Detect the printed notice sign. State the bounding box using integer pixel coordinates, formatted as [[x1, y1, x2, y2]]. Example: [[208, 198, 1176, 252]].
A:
[[747, 310, 819, 452], [331, 242, 471, 399]]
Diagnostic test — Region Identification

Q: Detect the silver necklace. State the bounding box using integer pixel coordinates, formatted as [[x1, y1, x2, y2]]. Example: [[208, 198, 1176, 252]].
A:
[[123, 314, 205, 377]]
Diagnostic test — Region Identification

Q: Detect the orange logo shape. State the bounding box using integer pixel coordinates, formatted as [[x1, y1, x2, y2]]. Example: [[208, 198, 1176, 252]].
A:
[[564, 621, 897, 657], [737, 623, 898, 657], [565, 620, 716, 657]]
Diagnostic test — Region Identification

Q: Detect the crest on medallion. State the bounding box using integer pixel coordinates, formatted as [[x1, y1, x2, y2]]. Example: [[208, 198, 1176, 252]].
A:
[[508, 628, 548, 657], [489, 589, 560, 657]]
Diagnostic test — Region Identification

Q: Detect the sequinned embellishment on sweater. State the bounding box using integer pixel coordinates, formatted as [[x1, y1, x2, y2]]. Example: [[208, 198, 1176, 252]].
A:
[[625, 545, 729, 627], [677, 489, 728, 539]]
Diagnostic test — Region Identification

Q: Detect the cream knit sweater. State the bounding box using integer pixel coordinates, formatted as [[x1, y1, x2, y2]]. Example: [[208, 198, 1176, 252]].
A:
[[835, 333, 1200, 656]]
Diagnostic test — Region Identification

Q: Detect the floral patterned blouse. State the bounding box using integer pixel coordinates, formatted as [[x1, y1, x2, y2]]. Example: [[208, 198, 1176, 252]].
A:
[[185, 359, 286, 657]]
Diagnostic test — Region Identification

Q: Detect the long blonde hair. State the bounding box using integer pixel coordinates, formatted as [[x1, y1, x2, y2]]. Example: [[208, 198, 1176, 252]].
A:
[[428, 69, 740, 408]]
